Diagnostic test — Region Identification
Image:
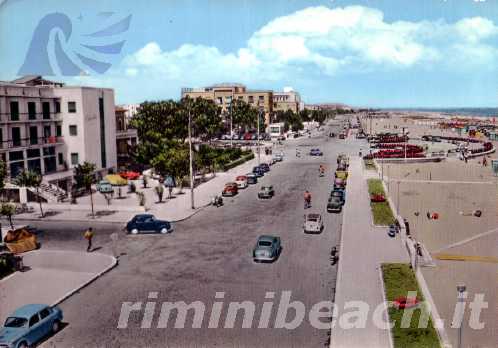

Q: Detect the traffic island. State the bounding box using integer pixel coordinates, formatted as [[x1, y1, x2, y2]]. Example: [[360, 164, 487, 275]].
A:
[[367, 179, 396, 225], [381, 263, 441, 348]]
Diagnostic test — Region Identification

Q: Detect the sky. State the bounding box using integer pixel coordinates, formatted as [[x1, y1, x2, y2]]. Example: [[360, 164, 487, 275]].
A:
[[1, 0, 498, 108]]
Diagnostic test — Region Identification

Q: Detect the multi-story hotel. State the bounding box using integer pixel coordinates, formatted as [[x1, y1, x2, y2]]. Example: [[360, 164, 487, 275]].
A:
[[273, 90, 303, 114], [181, 83, 273, 125], [0, 76, 117, 199]]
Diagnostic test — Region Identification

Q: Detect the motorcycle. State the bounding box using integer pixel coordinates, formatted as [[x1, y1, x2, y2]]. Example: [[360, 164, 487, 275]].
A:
[[304, 199, 311, 209], [211, 195, 223, 207]]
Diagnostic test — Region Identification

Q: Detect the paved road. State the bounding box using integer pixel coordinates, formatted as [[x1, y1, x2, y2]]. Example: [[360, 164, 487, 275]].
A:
[[36, 122, 362, 347]]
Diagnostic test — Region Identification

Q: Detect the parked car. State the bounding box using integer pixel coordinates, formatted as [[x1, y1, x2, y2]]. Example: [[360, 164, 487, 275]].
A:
[[258, 185, 275, 199], [119, 171, 140, 180], [244, 133, 252, 141], [388, 224, 398, 238], [309, 148, 323, 156], [126, 214, 173, 234], [252, 166, 264, 177], [330, 190, 345, 205], [334, 178, 346, 189], [235, 175, 248, 189], [0, 304, 63, 348], [273, 154, 284, 162], [96, 180, 114, 193], [303, 213, 324, 233], [327, 197, 343, 213], [259, 163, 270, 172], [222, 182, 238, 196], [246, 173, 258, 185], [335, 170, 348, 181], [251, 134, 257, 140], [253, 235, 282, 262], [339, 133, 345, 139]]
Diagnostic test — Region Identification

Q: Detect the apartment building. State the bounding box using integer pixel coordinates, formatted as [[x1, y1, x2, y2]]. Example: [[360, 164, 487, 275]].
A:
[[116, 106, 137, 168], [181, 83, 273, 125], [273, 90, 302, 114], [0, 76, 116, 198]]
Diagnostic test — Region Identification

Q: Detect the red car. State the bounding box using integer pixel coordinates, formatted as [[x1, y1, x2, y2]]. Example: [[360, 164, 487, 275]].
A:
[[119, 171, 140, 180], [370, 194, 386, 202], [222, 182, 238, 197], [244, 133, 253, 141]]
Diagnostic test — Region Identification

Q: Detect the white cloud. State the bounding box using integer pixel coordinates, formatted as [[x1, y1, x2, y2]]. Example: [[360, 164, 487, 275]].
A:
[[86, 5, 498, 102]]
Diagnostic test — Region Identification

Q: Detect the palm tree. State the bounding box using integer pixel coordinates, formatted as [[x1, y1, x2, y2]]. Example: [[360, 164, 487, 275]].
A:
[[74, 162, 97, 218], [14, 170, 44, 217], [0, 203, 15, 229]]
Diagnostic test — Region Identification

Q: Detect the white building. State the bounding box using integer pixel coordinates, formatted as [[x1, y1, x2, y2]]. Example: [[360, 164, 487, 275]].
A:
[[120, 103, 140, 119], [1, 76, 117, 200], [273, 89, 302, 113]]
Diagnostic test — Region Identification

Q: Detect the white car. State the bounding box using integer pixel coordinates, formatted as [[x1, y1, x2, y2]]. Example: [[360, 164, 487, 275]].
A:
[[303, 213, 324, 234], [235, 175, 248, 189]]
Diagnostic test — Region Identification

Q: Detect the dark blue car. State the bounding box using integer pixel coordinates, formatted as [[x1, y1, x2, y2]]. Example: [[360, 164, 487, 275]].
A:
[[252, 166, 264, 177], [0, 304, 63, 348], [126, 214, 173, 234], [259, 163, 270, 172]]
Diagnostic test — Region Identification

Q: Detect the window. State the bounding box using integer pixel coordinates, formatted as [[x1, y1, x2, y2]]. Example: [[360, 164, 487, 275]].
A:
[[29, 126, 38, 145], [216, 97, 222, 105], [39, 308, 51, 320], [11, 127, 21, 147], [99, 97, 107, 168], [43, 146, 55, 156], [28, 102, 36, 120], [58, 152, 63, 165], [29, 314, 40, 327], [0, 128, 3, 149], [27, 148, 40, 158], [69, 125, 77, 136], [10, 101, 19, 121], [9, 151, 24, 161], [55, 101, 61, 113], [56, 125, 62, 137], [258, 95, 265, 102], [248, 96, 254, 103], [68, 101, 77, 113], [44, 125, 51, 138], [71, 153, 79, 165], [42, 102, 50, 119]]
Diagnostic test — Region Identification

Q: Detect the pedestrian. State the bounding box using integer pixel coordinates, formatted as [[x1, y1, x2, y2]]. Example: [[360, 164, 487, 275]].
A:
[[84, 227, 94, 252]]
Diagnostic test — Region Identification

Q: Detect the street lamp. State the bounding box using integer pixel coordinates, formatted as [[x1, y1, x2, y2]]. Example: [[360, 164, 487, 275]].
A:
[[228, 95, 233, 148], [456, 285, 467, 348], [396, 180, 400, 215], [188, 107, 194, 209], [258, 102, 264, 166]]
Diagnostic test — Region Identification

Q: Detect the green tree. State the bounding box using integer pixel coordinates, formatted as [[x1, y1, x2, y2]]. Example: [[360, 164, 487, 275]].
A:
[[0, 203, 15, 229], [74, 162, 96, 219], [14, 170, 44, 217], [151, 144, 189, 193], [185, 97, 223, 141], [0, 160, 7, 192], [231, 99, 258, 131]]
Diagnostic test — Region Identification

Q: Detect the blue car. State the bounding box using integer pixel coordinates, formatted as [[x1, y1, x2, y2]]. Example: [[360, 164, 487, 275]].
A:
[[252, 166, 264, 177], [310, 148, 323, 156], [126, 214, 173, 234], [0, 304, 63, 348]]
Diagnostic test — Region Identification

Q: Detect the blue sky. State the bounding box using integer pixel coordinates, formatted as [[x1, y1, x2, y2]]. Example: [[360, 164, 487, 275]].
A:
[[1, 0, 498, 107]]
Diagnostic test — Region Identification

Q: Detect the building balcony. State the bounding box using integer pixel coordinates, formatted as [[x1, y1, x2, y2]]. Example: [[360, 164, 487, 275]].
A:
[[0, 136, 64, 150], [0, 113, 61, 124], [116, 128, 138, 140]]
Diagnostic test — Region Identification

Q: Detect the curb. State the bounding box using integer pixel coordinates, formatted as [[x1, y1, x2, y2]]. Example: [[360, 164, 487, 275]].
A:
[[170, 202, 212, 223], [50, 253, 118, 307]]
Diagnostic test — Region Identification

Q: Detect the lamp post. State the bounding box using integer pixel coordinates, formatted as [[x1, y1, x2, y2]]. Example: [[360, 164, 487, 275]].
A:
[[456, 284, 467, 348], [396, 180, 400, 215], [188, 107, 195, 209], [258, 102, 264, 166], [228, 96, 233, 148]]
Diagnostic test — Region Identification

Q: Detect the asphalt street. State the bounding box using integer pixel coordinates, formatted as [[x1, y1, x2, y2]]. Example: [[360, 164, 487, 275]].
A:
[[25, 121, 362, 348]]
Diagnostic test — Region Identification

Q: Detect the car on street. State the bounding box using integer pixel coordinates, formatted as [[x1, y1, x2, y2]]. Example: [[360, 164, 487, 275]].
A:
[[0, 304, 63, 348], [252, 166, 265, 177], [334, 178, 346, 189], [222, 182, 239, 196], [258, 185, 274, 199], [303, 213, 324, 233], [327, 196, 343, 213], [259, 163, 270, 172], [246, 173, 258, 184], [309, 148, 323, 156], [253, 235, 282, 262], [388, 224, 398, 238], [96, 180, 114, 194], [330, 190, 345, 205], [273, 154, 283, 162], [277, 135, 286, 141], [244, 133, 252, 141], [235, 175, 248, 189], [126, 214, 173, 234]]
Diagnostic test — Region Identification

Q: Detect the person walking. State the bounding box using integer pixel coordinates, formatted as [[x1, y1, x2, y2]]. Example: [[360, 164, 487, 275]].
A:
[[84, 227, 94, 252]]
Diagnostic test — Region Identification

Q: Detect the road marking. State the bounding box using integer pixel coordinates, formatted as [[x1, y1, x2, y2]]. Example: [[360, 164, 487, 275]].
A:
[[433, 253, 498, 264]]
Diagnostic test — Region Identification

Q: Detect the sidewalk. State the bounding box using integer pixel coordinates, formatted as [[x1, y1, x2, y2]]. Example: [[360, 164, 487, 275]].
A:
[[330, 157, 408, 348], [0, 250, 116, 323], [13, 153, 273, 224]]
